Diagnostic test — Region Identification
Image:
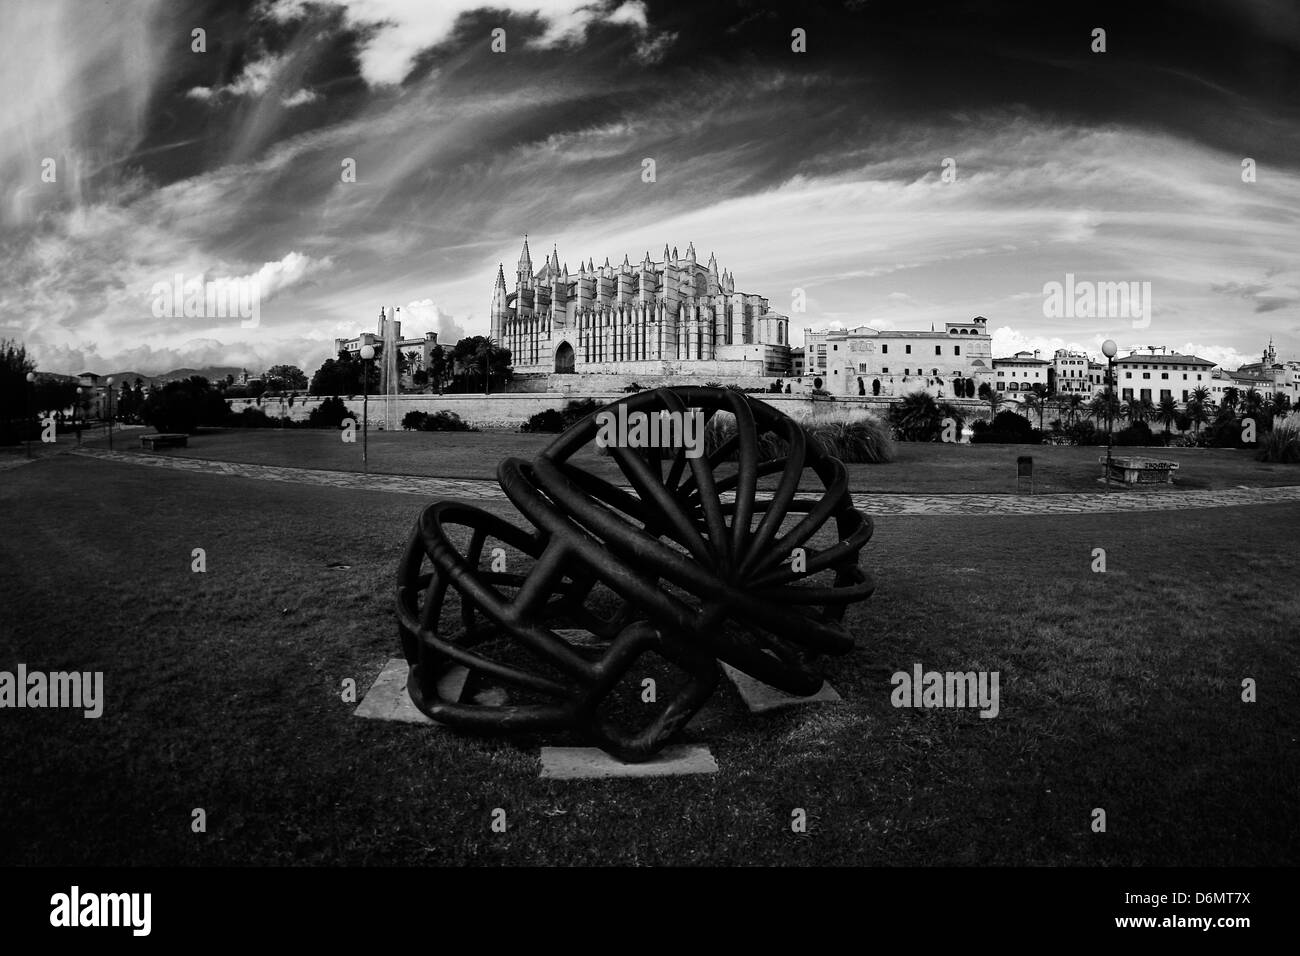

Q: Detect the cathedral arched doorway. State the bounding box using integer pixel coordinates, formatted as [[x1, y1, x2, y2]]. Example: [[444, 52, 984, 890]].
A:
[[554, 341, 575, 374]]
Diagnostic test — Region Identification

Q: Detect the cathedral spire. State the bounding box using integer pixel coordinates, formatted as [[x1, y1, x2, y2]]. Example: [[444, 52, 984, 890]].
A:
[[517, 235, 532, 271], [686, 241, 696, 262], [495, 263, 506, 287], [707, 252, 718, 274], [662, 243, 671, 262], [550, 245, 560, 271]]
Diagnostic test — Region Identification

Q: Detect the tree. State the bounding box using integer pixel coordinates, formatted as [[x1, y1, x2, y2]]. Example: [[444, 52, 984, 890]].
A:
[[448, 336, 511, 393], [140, 377, 230, 434], [309, 350, 376, 396], [1, 339, 37, 430], [1156, 394, 1178, 435], [1128, 396, 1155, 424], [1269, 391, 1290, 423], [263, 364, 308, 393], [977, 381, 992, 401], [1223, 386, 1239, 412], [428, 345, 447, 393], [1065, 394, 1084, 426], [1021, 392, 1044, 431], [1187, 386, 1211, 433], [888, 391, 943, 441]]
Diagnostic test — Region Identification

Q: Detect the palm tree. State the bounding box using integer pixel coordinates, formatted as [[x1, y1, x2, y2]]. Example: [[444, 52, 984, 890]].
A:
[[1223, 386, 1240, 413], [1066, 394, 1084, 426], [890, 390, 942, 441], [1242, 387, 1263, 419], [476, 337, 499, 395], [1129, 397, 1156, 424], [1187, 385, 1211, 433], [1021, 391, 1041, 430], [1269, 391, 1291, 423], [1156, 394, 1178, 435]]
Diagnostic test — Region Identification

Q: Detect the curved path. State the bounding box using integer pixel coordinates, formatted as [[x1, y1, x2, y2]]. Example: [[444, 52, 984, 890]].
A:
[[64, 446, 1300, 516]]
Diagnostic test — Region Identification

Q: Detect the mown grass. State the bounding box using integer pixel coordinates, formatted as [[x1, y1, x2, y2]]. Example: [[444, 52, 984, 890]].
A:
[[0, 455, 1296, 866]]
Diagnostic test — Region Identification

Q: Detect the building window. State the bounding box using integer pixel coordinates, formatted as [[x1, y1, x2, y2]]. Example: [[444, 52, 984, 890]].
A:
[[1122, 388, 1133, 400], [881, 345, 888, 354], [905, 345, 912, 354], [882, 367, 889, 373], [1161, 373, 1169, 379], [935, 345, 942, 355], [833, 344, 838, 350], [1125, 372, 1132, 379], [955, 346, 961, 356], [1142, 373, 1151, 380]]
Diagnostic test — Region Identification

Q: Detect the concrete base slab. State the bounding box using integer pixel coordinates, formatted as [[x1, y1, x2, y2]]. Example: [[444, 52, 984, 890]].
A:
[[352, 659, 469, 724], [540, 745, 718, 779], [720, 662, 841, 714]]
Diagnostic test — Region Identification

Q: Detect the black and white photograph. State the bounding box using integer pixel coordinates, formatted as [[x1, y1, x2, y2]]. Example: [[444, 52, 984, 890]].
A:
[[1, 0, 1294, 937]]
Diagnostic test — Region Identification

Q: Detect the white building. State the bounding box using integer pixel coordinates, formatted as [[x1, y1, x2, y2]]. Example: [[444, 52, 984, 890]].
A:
[[1114, 349, 1215, 405], [989, 351, 1051, 394], [802, 316, 992, 397]]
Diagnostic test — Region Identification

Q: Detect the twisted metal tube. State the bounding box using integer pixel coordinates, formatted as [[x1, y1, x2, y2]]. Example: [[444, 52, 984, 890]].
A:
[[395, 386, 874, 761]]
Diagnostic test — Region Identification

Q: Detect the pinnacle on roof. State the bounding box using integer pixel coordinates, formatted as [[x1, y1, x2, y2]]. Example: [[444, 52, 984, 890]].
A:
[[686, 241, 696, 261], [588, 257, 595, 271], [517, 235, 532, 269], [707, 252, 718, 274], [672, 246, 679, 259], [662, 244, 671, 262], [550, 245, 560, 269], [495, 263, 506, 286], [562, 262, 569, 279]]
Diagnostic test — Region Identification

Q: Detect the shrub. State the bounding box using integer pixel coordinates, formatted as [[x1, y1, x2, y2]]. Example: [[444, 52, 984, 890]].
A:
[[1115, 421, 1154, 446], [230, 407, 273, 428], [972, 410, 1037, 444], [1065, 420, 1099, 446], [704, 411, 894, 464], [621, 382, 646, 393], [421, 410, 472, 432], [1256, 416, 1300, 463], [402, 410, 428, 431], [521, 398, 606, 434], [308, 396, 351, 429], [521, 408, 566, 433]]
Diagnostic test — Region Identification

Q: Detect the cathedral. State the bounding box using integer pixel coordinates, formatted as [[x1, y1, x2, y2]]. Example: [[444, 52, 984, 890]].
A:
[[490, 238, 792, 379]]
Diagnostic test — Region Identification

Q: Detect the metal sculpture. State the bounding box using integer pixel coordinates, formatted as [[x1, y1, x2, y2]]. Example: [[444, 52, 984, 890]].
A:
[[395, 386, 874, 761]]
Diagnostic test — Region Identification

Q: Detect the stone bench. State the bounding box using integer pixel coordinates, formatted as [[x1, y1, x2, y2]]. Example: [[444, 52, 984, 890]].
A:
[[141, 433, 189, 451], [1099, 456, 1178, 485]]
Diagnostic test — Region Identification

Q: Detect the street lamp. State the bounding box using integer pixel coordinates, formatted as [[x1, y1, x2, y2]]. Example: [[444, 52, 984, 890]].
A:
[[24, 371, 35, 458], [359, 344, 375, 472], [106, 376, 114, 451], [75, 386, 83, 445], [1102, 339, 1117, 486]]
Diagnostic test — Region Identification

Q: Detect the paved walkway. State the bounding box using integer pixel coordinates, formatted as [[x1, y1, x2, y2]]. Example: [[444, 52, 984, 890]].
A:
[[63, 446, 1300, 516]]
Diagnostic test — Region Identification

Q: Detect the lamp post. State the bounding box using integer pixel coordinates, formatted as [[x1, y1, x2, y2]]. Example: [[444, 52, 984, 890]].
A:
[[106, 376, 114, 451], [1102, 339, 1117, 486], [360, 344, 375, 472], [75, 386, 82, 445], [24, 371, 35, 458]]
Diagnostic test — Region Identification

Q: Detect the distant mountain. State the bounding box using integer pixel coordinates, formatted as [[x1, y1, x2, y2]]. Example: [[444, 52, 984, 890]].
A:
[[159, 366, 245, 383]]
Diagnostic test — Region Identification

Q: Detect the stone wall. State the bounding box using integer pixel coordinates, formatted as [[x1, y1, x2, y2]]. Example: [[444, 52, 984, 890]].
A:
[[227, 393, 994, 430]]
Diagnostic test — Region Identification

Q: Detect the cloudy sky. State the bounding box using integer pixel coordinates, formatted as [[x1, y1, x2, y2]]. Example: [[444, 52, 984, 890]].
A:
[[2, 0, 1298, 376]]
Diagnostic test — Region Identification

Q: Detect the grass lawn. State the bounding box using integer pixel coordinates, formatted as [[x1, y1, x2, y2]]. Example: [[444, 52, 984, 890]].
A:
[[96, 426, 1300, 494], [1, 455, 1296, 865]]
